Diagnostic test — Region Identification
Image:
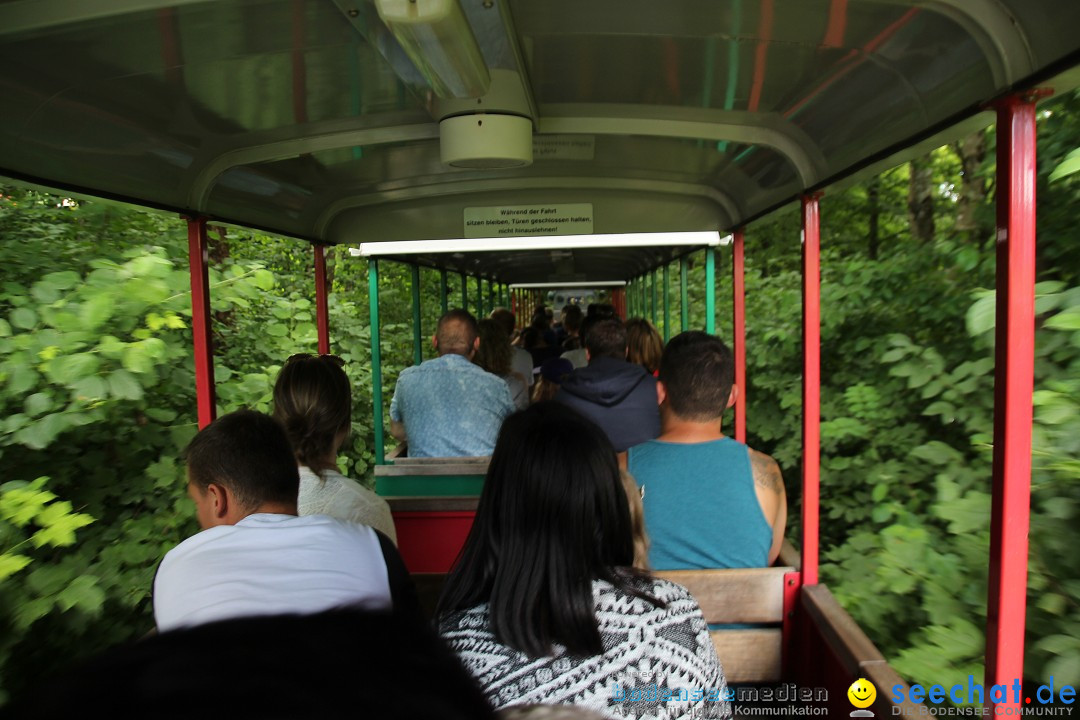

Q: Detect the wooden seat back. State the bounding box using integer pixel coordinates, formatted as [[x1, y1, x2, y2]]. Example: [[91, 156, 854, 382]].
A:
[[655, 566, 795, 684]]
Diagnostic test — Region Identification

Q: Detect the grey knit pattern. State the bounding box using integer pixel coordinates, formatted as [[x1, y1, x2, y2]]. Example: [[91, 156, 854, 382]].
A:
[[439, 577, 733, 720]]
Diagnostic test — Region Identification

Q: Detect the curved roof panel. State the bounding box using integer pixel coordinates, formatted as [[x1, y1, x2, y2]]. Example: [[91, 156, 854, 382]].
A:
[[0, 0, 1077, 280]]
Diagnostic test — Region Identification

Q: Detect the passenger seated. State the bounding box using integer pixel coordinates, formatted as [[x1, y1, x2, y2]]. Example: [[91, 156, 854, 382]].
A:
[[559, 304, 583, 350], [153, 409, 415, 632], [474, 318, 529, 410], [389, 309, 515, 457], [626, 332, 787, 569], [437, 403, 731, 720], [490, 307, 534, 395], [554, 318, 661, 452], [272, 353, 396, 542], [625, 317, 663, 376]]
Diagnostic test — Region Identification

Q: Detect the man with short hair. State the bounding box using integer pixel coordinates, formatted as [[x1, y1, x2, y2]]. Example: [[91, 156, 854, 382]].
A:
[[626, 331, 787, 569], [553, 318, 660, 452], [490, 307, 534, 390], [390, 309, 515, 457], [153, 409, 413, 632]]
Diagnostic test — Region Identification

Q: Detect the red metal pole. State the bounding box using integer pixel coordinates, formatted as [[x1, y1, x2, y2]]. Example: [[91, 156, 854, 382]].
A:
[[801, 194, 822, 586], [985, 92, 1042, 711], [733, 228, 747, 443], [314, 245, 330, 354], [186, 217, 216, 429]]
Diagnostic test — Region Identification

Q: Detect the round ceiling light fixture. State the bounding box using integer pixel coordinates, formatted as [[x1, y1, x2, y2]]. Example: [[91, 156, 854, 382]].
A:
[[440, 113, 533, 169]]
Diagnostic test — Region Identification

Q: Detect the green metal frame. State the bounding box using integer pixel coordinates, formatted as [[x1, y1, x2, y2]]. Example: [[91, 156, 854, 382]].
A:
[[651, 269, 659, 326], [680, 257, 689, 331], [374, 474, 485, 497], [662, 263, 671, 342], [460, 272, 467, 309], [410, 264, 422, 366], [440, 269, 449, 315], [705, 247, 716, 334], [368, 259, 385, 465]]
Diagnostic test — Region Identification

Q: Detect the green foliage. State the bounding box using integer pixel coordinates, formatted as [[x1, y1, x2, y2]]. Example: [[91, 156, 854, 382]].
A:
[[0, 477, 97, 705]]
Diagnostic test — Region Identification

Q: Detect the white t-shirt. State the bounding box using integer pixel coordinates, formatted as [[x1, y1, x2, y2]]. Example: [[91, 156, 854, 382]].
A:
[[298, 466, 397, 545], [153, 513, 392, 632]]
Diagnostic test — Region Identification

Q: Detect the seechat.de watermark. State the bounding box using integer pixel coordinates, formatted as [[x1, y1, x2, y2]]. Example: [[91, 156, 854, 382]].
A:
[[858, 675, 1075, 716]]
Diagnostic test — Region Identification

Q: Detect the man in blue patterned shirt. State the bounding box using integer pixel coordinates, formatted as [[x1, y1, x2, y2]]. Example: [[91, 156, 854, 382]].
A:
[[389, 309, 516, 457]]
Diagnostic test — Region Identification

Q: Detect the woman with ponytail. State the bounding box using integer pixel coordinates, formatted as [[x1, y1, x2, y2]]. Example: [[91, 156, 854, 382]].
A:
[[272, 354, 396, 543]]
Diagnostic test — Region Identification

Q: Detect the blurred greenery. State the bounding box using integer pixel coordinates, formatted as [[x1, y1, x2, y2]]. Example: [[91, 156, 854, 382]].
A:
[[0, 90, 1079, 703]]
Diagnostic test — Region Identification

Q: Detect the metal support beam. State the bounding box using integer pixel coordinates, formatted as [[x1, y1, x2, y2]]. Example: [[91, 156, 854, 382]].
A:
[[368, 259, 385, 465], [985, 92, 1041, 713], [733, 229, 747, 443], [801, 193, 822, 586], [705, 248, 716, 334], [651, 269, 659, 326], [439, 269, 449, 316], [410, 264, 422, 366], [460, 272, 468, 310], [662, 263, 671, 343], [476, 276, 483, 318], [186, 217, 216, 429], [314, 245, 330, 355], [680, 257, 689, 332]]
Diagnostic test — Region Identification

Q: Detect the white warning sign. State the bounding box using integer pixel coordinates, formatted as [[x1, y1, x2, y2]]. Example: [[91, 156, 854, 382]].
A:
[[464, 203, 594, 238]]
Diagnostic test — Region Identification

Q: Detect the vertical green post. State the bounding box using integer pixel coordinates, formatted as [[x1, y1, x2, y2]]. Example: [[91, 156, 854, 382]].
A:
[[439, 269, 449, 316], [651, 269, 659, 326], [460, 272, 467, 309], [367, 259, 385, 465], [705, 247, 716, 334], [629, 279, 635, 316], [662, 263, 671, 342], [410, 264, 422, 366], [680, 257, 689, 331], [476, 277, 483, 317], [488, 280, 495, 315]]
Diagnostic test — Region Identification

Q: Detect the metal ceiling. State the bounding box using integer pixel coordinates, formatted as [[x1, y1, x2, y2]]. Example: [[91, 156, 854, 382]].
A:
[[1, 0, 1078, 282]]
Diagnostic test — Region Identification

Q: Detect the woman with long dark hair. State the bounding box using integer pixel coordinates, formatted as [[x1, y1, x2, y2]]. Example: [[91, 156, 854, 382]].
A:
[[272, 353, 396, 543], [437, 403, 731, 719]]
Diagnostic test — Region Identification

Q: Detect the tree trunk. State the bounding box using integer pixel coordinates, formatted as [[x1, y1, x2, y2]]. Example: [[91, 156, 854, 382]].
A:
[[953, 131, 988, 246], [907, 156, 935, 243]]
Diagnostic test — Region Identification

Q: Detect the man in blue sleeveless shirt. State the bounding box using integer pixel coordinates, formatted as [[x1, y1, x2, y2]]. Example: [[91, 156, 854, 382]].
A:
[[625, 332, 787, 569]]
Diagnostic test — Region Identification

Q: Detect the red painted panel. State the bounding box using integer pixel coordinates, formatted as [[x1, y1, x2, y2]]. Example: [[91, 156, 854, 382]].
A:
[[733, 229, 747, 443], [186, 217, 216, 429], [392, 511, 476, 573], [985, 93, 1044, 711], [801, 195, 822, 586], [314, 245, 330, 354]]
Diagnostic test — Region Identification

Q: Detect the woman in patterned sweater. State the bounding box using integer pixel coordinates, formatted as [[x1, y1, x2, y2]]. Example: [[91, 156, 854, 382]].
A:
[[437, 402, 732, 720]]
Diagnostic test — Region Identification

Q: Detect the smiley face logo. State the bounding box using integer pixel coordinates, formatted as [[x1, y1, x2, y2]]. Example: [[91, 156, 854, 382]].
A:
[[848, 678, 877, 709]]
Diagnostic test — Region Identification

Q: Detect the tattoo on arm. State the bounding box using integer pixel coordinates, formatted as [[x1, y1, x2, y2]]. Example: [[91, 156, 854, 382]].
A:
[[750, 451, 783, 494]]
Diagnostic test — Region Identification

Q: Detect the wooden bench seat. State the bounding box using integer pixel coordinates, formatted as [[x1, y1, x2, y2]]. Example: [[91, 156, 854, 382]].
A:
[[655, 567, 795, 684]]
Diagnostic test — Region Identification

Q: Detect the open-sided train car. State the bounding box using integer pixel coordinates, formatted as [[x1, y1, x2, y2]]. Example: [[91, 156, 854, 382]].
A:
[[3, 0, 1080, 714]]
